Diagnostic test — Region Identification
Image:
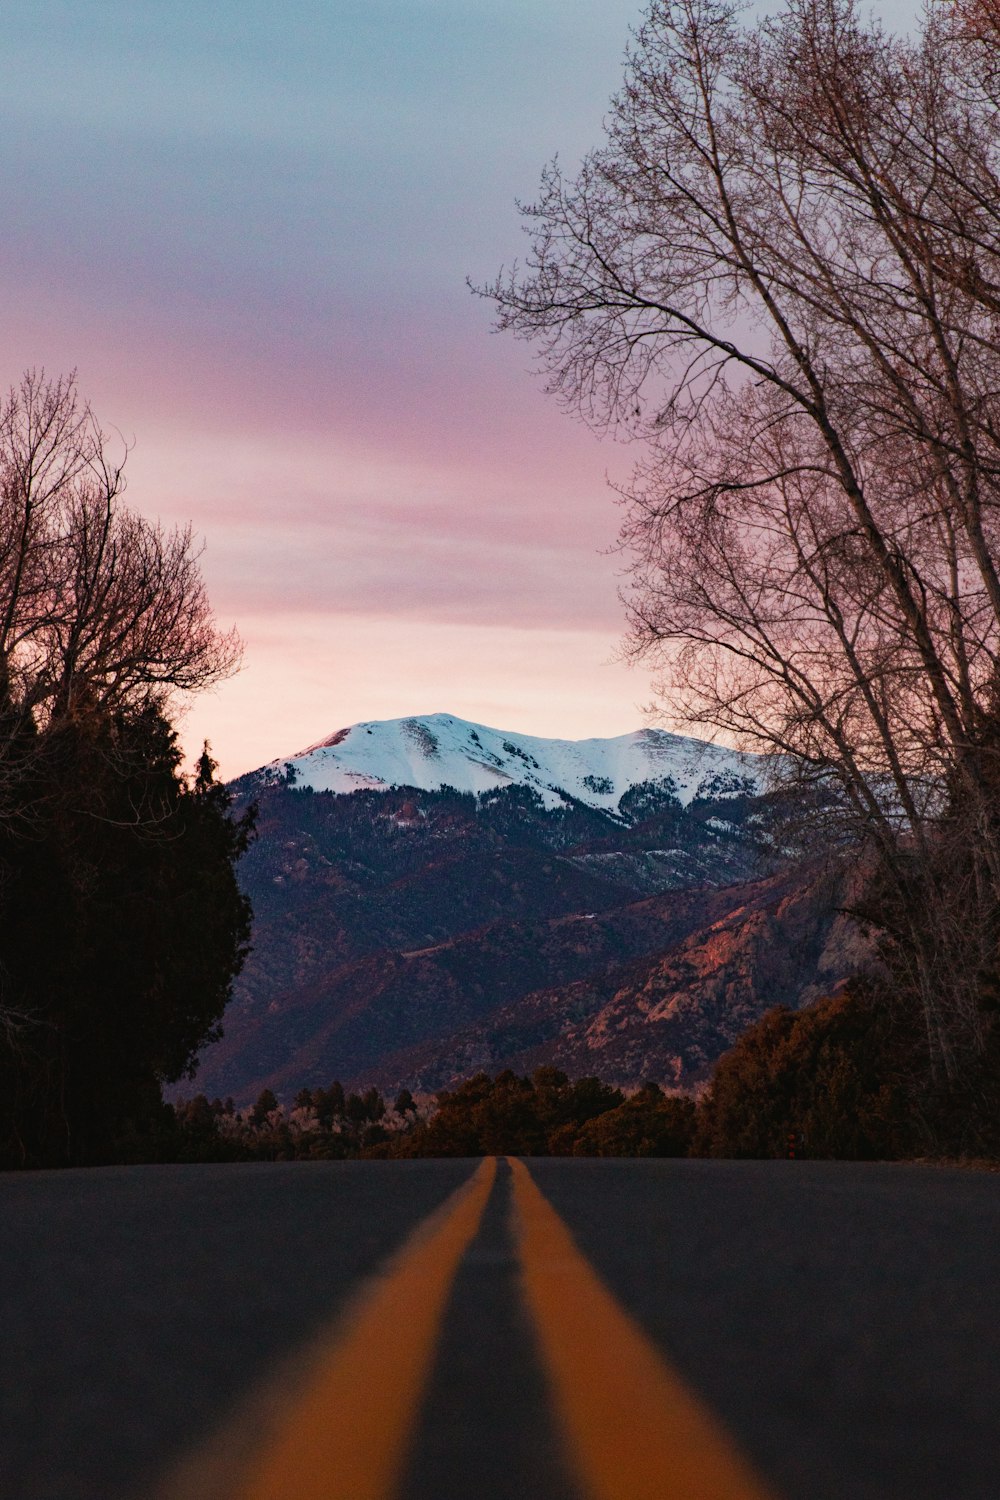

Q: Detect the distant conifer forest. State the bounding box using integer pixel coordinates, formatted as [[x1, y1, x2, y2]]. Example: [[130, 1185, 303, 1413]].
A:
[[166, 986, 1000, 1165]]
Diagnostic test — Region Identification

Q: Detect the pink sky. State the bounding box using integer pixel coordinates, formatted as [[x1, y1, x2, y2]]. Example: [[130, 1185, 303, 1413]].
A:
[[0, 2, 663, 774], [0, 2, 922, 775], [0, 288, 647, 773]]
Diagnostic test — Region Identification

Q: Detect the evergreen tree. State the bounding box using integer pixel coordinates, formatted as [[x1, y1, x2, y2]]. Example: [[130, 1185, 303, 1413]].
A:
[[251, 1088, 279, 1128], [0, 705, 253, 1165], [311, 1081, 345, 1128]]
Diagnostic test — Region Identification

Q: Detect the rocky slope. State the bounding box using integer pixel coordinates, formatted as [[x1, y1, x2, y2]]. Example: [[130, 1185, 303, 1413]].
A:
[[374, 864, 866, 1095]]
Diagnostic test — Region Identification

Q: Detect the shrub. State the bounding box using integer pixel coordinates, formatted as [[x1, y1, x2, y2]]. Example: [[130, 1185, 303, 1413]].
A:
[[574, 1086, 695, 1157], [694, 989, 919, 1160]]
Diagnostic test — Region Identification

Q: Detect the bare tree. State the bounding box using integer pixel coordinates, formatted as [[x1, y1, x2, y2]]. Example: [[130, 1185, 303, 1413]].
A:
[[0, 371, 239, 743], [0, 373, 251, 1163], [486, 0, 1000, 1081]]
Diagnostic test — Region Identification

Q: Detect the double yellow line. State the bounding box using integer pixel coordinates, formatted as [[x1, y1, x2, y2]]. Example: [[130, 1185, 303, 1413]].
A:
[[162, 1157, 776, 1500]]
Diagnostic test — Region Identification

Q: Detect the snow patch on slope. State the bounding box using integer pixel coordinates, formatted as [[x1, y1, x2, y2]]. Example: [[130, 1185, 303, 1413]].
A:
[[253, 712, 764, 815]]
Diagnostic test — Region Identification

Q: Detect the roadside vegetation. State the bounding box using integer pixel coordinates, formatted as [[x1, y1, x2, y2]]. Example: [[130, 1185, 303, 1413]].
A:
[[167, 1069, 696, 1162], [169, 1006, 999, 1163], [484, 0, 1000, 1155], [0, 375, 252, 1169], [55, 962, 1000, 1162]]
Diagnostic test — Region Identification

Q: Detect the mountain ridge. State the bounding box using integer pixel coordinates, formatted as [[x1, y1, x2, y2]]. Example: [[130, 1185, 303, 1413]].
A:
[[179, 712, 862, 1104], [237, 711, 766, 816]]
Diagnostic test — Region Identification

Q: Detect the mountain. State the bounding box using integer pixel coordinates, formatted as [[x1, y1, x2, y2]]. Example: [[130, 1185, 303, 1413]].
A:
[[186, 715, 858, 1104], [368, 864, 867, 1096], [244, 712, 764, 811]]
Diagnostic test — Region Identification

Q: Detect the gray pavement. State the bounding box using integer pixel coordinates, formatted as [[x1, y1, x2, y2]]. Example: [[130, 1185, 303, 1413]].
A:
[[0, 1158, 998, 1498], [0, 1160, 471, 1500], [532, 1159, 1000, 1500]]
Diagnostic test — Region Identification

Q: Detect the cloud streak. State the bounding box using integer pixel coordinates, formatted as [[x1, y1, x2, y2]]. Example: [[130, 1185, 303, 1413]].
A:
[[0, 0, 647, 773]]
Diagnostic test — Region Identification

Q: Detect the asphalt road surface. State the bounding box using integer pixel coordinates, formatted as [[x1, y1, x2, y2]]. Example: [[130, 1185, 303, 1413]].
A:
[[1, 1157, 998, 1499]]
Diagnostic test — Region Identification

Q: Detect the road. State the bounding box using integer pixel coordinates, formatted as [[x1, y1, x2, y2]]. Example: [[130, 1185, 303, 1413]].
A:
[[0, 1157, 998, 1498]]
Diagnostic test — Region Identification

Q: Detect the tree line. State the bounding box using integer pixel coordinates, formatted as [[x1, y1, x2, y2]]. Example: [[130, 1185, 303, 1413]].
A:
[[173, 984, 980, 1164], [171, 1069, 697, 1161], [0, 373, 252, 1168], [483, 0, 1000, 1128]]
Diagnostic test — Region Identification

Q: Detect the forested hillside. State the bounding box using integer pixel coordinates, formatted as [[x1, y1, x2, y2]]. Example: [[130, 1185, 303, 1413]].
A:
[[188, 767, 859, 1102]]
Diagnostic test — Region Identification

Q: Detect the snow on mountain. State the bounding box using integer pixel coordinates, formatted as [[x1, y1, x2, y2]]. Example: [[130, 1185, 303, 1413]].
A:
[[252, 712, 764, 815]]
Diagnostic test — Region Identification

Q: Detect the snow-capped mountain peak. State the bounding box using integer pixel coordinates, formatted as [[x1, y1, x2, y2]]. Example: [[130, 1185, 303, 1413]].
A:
[[250, 712, 762, 815]]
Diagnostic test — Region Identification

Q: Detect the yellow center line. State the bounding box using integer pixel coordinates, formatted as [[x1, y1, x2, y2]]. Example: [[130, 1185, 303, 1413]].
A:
[[159, 1156, 496, 1500], [509, 1156, 779, 1500]]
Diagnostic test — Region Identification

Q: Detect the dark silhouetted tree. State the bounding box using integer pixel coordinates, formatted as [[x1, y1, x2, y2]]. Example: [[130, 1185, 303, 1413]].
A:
[[312, 1082, 346, 1129], [0, 375, 249, 1167], [251, 1089, 279, 1128], [694, 991, 920, 1160], [485, 0, 1000, 1089]]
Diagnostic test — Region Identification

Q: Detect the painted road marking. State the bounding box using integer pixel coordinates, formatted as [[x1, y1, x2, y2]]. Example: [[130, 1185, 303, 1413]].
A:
[[509, 1157, 778, 1500], [160, 1156, 496, 1500]]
